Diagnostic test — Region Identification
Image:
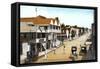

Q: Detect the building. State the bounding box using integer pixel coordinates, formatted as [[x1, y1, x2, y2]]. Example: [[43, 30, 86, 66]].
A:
[[20, 15, 61, 63], [60, 25, 81, 40], [91, 23, 96, 59]]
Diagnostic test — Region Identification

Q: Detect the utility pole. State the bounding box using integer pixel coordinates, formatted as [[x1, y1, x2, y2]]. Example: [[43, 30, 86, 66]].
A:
[[35, 7, 47, 60], [35, 7, 38, 58], [35, 8, 37, 16]]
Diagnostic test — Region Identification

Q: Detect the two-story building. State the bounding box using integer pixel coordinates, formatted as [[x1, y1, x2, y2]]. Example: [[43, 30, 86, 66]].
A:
[[20, 15, 61, 63]]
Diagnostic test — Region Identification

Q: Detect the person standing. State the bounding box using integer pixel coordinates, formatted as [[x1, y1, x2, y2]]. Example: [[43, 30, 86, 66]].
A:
[[63, 43, 66, 54]]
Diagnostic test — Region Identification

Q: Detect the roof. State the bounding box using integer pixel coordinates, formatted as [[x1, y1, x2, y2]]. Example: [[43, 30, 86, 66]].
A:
[[20, 15, 60, 26]]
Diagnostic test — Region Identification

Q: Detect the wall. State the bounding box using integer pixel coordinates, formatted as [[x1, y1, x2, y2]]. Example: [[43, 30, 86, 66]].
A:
[[0, 0, 99, 69]]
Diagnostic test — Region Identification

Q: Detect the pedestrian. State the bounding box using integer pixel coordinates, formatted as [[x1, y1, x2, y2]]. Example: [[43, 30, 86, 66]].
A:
[[63, 43, 66, 54], [53, 41, 56, 54], [53, 47, 56, 54]]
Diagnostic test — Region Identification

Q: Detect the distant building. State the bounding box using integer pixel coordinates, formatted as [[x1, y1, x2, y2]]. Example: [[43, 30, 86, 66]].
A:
[[91, 23, 96, 59], [60, 25, 83, 40], [92, 23, 95, 37]]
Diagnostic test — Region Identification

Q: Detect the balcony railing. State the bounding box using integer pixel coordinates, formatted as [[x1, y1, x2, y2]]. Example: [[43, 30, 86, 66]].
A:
[[46, 29, 61, 33], [29, 38, 46, 43]]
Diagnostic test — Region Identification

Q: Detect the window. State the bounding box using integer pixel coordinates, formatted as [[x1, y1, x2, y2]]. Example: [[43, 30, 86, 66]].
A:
[[50, 25, 52, 29], [53, 25, 55, 29], [42, 33, 46, 38], [56, 26, 58, 29], [44, 26, 47, 30], [37, 33, 41, 38]]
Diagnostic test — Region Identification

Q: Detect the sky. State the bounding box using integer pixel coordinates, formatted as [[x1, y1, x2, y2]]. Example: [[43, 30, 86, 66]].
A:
[[20, 5, 94, 29]]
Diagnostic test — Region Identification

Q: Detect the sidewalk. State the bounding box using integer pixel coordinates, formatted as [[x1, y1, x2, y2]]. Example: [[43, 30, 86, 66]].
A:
[[38, 39, 61, 57], [38, 46, 60, 57]]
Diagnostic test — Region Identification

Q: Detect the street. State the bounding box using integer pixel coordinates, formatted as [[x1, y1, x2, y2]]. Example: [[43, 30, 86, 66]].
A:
[[33, 32, 92, 63]]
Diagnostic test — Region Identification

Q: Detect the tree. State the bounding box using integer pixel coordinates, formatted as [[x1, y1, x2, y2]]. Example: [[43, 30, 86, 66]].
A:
[[61, 23, 65, 29], [73, 25, 77, 28], [55, 17, 59, 22], [66, 25, 70, 27], [61, 23, 66, 33], [81, 27, 85, 34], [71, 30, 75, 39]]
